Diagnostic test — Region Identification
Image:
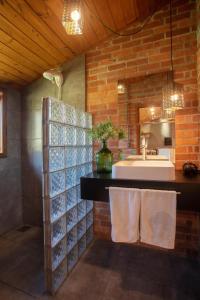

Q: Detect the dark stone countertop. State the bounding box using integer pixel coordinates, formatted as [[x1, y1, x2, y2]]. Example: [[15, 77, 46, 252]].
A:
[[81, 171, 200, 212]]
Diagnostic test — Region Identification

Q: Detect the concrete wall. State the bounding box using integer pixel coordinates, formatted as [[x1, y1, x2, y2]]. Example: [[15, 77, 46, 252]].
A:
[[0, 85, 23, 234], [22, 55, 85, 226]]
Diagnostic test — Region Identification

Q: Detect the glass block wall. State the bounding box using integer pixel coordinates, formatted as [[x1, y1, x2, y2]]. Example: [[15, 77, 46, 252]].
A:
[[42, 97, 94, 294]]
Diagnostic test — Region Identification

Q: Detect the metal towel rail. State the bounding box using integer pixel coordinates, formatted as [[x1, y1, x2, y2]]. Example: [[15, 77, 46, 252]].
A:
[[105, 187, 181, 195]]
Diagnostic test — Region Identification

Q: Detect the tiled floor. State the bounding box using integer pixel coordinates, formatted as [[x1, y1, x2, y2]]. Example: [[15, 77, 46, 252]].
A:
[[0, 235, 200, 300], [0, 226, 45, 298]]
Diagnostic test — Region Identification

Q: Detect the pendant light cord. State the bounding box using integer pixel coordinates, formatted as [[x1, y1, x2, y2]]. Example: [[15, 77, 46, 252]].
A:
[[84, 1, 165, 37], [169, 0, 174, 80]]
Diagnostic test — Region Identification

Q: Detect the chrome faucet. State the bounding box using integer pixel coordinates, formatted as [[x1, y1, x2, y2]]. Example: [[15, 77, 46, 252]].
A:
[[141, 135, 147, 160]]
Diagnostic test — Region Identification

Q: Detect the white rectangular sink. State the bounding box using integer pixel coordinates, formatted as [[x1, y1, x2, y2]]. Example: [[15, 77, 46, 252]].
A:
[[112, 160, 175, 181], [126, 155, 168, 161]]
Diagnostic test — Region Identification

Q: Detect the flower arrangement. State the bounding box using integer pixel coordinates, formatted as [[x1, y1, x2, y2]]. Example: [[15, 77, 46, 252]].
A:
[[88, 120, 125, 144], [88, 120, 125, 173]]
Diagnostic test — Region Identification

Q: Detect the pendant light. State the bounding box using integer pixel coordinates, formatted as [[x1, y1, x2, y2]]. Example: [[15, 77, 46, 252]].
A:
[[62, 0, 83, 35], [162, 0, 184, 112]]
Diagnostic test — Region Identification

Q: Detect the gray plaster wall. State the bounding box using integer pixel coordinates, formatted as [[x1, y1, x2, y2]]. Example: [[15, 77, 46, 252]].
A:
[[22, 55, 85, 226], [0, 85, 23, 235]]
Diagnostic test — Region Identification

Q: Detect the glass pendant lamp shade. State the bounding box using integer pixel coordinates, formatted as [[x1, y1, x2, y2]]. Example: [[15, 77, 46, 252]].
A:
[[62, 0, 83, 35], [162, 0, 184, 115], [162, 77, 184, 111]]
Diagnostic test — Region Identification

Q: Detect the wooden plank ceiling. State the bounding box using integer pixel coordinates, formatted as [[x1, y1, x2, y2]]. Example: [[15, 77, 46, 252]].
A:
[[0, 0, 168, 87]]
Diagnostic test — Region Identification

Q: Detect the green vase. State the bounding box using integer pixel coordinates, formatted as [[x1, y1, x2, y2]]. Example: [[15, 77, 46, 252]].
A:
[[96, 140, 113, 173]]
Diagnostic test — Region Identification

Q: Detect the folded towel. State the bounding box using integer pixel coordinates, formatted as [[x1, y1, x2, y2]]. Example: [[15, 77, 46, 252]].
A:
[[140, 189, 176, 249], [109, 187, 141, 243]]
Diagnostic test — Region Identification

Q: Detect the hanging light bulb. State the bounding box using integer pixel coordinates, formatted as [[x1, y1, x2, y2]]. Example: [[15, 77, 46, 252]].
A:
[[162, 0, 184, 113], [62, 0, 83, 35]]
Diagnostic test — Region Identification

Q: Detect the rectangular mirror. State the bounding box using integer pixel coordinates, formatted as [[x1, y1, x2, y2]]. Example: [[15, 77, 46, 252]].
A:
[[118, 71, 175, 162]]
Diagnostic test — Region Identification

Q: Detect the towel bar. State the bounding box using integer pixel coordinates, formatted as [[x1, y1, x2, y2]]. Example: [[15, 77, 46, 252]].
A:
[[105, 187, 181, 195]]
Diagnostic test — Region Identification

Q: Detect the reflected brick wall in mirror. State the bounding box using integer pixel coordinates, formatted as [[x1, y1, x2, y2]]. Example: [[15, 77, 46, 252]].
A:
[[43, 97, 93, 294]]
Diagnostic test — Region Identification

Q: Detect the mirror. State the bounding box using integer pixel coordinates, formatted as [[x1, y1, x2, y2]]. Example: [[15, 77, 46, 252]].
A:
[[118, 71, 175, 161]]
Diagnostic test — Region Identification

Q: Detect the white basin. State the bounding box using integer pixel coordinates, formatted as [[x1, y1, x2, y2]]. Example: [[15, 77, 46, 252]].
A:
[[112, 160, 175, 181], [126, 155, 168, 161]]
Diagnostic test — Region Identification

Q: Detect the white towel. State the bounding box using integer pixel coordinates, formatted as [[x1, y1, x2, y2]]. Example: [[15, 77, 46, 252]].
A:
[[109, 187, 141, 243], [140, 189, 176, 249]]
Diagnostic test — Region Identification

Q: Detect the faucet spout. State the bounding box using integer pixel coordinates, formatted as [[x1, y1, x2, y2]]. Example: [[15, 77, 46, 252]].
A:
[[141, 135, 147, 160]]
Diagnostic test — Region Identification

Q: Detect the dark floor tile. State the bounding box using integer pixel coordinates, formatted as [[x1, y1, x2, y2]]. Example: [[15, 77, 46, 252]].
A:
[[163, 286, 199, 300], [0, 282, 35, 300], [0, 227, 45, 297], [58, 261, 109, 297], [102, 272, 163, 300]]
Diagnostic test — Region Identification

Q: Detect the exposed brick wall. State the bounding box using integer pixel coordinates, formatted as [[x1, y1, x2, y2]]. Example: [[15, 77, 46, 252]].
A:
[[86, 0, 199, 169], [94, 201, 200, 257], [197, 0, 200, 166], [86, 0, 200, 247]]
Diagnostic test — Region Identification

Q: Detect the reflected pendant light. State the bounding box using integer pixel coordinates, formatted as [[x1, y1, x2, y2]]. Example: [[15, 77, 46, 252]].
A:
[[162, 0, 184, 112], [62, 0, 83, 35]]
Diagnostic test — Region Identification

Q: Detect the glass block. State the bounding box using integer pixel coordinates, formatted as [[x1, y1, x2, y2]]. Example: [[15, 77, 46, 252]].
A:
[[86, 200, 93, 213], [52, 237, 67, 271], [50, 193, 66, 222], [85, 129, 92, 145], [76, 128, 86, 145], [86, 211, 93, 229], [76, 165, 85, 185], [66, 186, 77, 211], [77, 217, 86, 240], [76, 147, 86, 165], [78, 200, 86, 221], [78, 235, 86, 257], [68, 245, 78, 272], [67, 226, 77, 254], [85, 146, 93, 163], [65, 147, 77, 168], [52, 258, 67, 292], [50, 170, 65, 197], [85, 113, 92, 129], [84, 163, 92, 176], [86, 225, 94, 246], [52, 216, 66, 247], [49, 147, 65, 172], [49, 99, 65, 123], [76, 185, 82, 203], [65, 104, 76, 126], [66, 167, 76, 190], [64, 125, 76, 146], [49, 122, 64, 146], [76, 110, 86, 127], [67, 206, 77, 232]]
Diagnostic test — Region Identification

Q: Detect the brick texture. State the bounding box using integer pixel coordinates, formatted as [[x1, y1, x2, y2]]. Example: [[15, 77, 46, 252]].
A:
[[86, 0, 199, 169], [94, 201, 200, 257], [86, 0, 200, 247]]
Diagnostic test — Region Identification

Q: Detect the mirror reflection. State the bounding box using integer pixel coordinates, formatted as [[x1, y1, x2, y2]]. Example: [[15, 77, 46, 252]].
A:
[[118, 72, 176, 162]]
